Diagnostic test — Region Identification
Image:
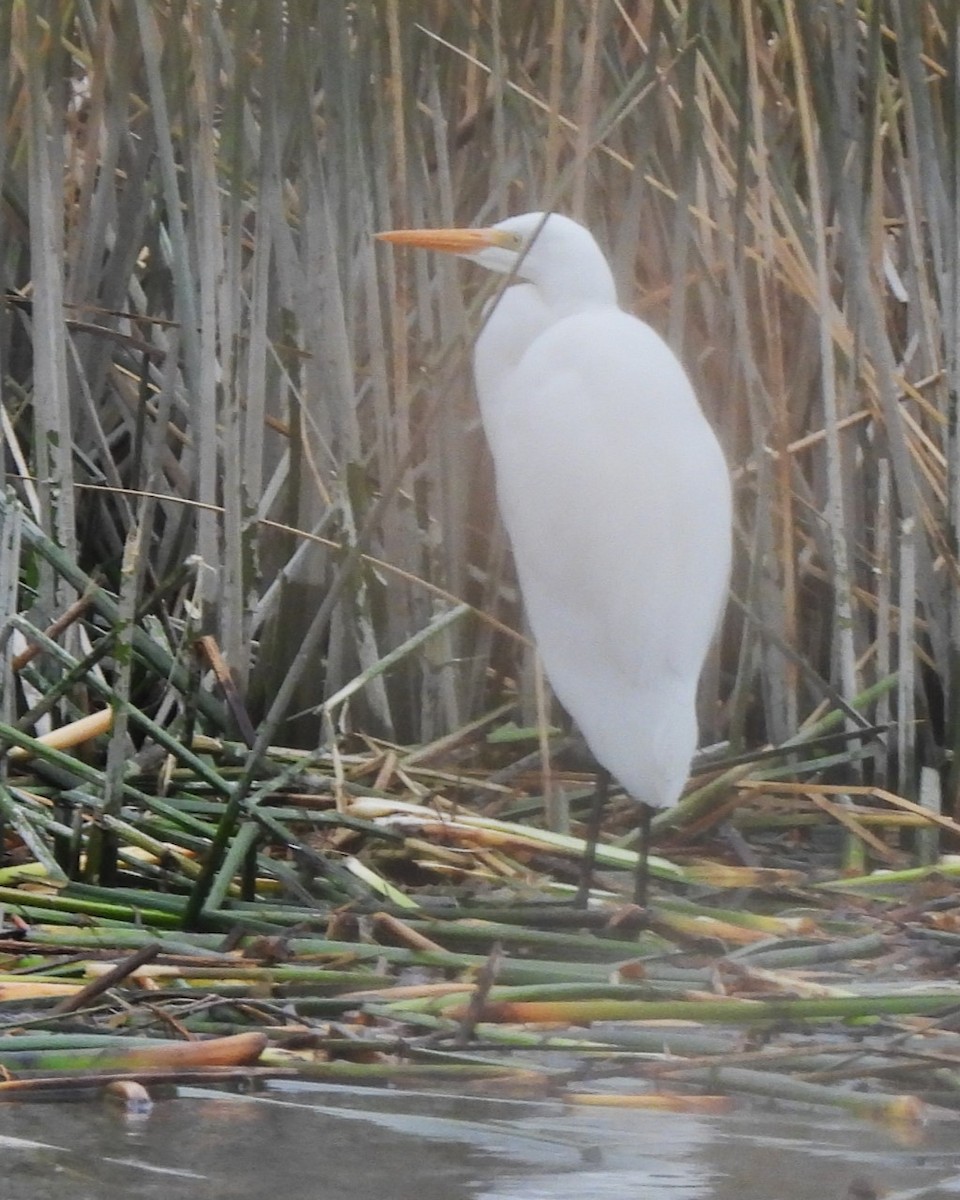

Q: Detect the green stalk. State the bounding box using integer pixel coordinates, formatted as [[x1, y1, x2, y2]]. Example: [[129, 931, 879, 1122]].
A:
[[0, 885, 178, 927], [8, 618, 236, 798], [661, 1064, 921, 1118], [657, 675, 899, 831], [0, 784, 66, 881], [378, 981, 684, 1015], [255, 1055, 556, 1083], [402, 917, 669, 959], [387, 993, 960, 1024], [14, 502, 225, 727], [818, 862, 960, 890]]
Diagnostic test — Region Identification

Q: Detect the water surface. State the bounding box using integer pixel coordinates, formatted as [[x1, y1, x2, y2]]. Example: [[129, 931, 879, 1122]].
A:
[[1, 1079, 957, 1200]]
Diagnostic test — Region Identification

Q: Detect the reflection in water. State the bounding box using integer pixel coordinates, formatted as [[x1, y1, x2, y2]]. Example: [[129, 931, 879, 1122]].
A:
[[0, 1080, 957, 1200]]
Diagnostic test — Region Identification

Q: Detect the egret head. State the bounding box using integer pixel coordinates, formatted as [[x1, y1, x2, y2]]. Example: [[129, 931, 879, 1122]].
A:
[[377, 212, 617, 309]]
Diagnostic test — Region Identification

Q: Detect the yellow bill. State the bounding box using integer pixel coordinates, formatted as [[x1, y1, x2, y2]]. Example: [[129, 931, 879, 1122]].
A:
[[375, 226, 510, 254]]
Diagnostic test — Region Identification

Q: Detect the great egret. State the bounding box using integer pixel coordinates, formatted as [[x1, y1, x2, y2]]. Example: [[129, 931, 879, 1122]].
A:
[[377, 212, 732, 904]]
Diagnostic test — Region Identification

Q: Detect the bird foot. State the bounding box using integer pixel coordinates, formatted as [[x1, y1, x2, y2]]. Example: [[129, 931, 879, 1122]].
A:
[[604, 902, 649, 935]]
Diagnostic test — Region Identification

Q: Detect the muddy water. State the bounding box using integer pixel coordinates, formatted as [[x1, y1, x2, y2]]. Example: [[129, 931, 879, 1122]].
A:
[[1, 1080, 958, 1200]]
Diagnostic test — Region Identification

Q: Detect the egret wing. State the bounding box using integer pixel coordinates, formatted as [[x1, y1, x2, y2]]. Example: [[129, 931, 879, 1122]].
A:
[[475, 308, 731, 804]]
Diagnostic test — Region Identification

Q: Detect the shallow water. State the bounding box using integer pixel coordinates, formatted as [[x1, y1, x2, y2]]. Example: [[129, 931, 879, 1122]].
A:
[[1, 1080, 958, 1200]]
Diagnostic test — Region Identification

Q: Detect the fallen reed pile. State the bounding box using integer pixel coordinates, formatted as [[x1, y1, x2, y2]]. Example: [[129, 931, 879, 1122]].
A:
[[0, 496, 957, 1121]]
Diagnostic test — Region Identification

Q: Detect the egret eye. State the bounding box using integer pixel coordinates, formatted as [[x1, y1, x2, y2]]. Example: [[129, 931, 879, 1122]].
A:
[[496, 231, 524, 251]]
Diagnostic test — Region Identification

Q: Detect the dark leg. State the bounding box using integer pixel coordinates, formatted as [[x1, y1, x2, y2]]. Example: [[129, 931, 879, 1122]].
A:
[[574, 768, 609, 908], [633, 801, 654, 906]]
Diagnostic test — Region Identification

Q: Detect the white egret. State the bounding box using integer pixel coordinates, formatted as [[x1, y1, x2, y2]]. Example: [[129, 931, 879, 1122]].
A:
[[377, 212, 732, 904]]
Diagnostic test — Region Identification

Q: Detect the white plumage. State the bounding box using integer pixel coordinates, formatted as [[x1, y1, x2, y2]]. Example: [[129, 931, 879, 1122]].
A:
[[378, 212, 732, 900]]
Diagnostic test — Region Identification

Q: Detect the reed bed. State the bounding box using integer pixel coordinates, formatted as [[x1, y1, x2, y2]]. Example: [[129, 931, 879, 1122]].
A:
[[0, 508, 959, 1118], [1, 0, 960, 1115]]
